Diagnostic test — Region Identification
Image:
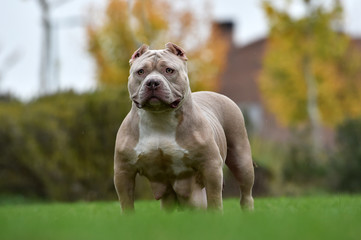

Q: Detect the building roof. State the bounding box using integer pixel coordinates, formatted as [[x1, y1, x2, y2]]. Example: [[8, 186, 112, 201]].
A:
[[220, 38, 267, 104]]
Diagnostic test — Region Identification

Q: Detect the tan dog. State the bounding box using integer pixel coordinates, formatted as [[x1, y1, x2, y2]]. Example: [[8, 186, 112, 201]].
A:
[[114, 43, 254, 212]]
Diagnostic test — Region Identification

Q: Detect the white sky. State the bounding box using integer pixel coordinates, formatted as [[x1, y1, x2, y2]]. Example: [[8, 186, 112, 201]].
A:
[[0, 0, 360, 100]]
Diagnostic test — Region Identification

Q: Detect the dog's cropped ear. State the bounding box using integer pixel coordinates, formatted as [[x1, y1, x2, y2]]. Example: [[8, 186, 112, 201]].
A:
[[129, 44, 149, 65], [165, 42, 188, 61]]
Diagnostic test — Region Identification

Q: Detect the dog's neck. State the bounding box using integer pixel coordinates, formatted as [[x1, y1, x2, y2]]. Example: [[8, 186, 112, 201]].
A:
[[137, 109, 178, 132]]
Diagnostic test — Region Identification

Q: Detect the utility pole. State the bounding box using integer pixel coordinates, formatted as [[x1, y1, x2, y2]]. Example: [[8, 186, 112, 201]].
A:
[[36, 0, 76, 95], [38, 0, 52, 94]]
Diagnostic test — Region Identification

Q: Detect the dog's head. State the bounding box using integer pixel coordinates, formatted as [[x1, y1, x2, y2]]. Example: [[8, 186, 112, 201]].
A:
[[128, 42, 190, 112]]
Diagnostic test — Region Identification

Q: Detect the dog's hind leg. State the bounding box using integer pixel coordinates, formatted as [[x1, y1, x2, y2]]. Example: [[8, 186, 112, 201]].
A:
[[226, 149, 254, 210], [225, 140, 254, 210], [173, 176, 207, 209]]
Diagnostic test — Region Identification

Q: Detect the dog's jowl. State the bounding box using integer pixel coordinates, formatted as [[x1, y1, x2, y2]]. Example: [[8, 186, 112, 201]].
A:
[[114, 42, 254, 212]]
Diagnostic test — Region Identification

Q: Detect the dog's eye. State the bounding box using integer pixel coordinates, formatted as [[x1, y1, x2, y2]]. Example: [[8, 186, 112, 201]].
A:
[[166, 68, 174, 74], [137, 69, 145, 75]]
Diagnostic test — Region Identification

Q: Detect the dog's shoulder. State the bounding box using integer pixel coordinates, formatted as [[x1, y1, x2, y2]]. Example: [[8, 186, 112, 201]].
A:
[[115, 109, 140, 154]]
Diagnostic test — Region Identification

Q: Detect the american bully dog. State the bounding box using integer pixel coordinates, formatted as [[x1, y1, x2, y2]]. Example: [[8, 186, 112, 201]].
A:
[[114, 42, 254, 212]]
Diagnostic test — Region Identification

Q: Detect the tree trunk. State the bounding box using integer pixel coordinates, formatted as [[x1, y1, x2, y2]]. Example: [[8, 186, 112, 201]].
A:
[[303, 0, 323, 159], [303, 56, 322, 156]]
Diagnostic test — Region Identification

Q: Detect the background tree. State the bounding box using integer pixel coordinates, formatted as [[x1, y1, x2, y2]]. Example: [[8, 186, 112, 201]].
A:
[[259, 0, 361, 132], [87, 0, 229, 92]]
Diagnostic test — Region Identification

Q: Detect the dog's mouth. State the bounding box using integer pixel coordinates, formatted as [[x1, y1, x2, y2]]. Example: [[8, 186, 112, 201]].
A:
[[148, 96, 162, 106], [133, 97, 182, 109], [133, 100, 142, 109], [170, 99, 181, 108]]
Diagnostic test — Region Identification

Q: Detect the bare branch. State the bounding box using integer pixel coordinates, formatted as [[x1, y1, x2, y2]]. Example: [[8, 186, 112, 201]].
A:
[[54, 16, 85, 28], [3, 51, 21, 70], [50, 0, 74, 8], [0, 50, 22, 84]]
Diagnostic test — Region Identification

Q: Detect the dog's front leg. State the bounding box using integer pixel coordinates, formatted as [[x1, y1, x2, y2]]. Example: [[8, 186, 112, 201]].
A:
[[202, 161, 223, 210], [114, 165, 136, 213]]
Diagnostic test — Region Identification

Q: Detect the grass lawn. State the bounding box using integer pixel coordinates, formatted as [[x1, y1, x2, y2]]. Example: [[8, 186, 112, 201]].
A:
[[0, 195, 360, 240]]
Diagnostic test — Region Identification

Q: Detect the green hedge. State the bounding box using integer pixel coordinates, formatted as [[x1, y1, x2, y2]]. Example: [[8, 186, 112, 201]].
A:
[[331, 118, 361, 192], [0, 89, 131, 201]]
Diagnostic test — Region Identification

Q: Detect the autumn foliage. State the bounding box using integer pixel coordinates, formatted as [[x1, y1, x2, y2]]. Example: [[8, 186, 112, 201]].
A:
[[259, 1, 361, 127], [87, 0, 229, 92]]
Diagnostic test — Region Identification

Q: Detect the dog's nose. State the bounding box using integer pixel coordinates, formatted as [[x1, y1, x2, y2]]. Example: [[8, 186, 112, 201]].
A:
[[145, 79, 161, 90]]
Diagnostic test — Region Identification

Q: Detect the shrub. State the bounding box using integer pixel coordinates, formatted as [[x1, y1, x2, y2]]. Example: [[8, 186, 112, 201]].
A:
[[331, 118, 361, 192], [0, 88, 132, 201]]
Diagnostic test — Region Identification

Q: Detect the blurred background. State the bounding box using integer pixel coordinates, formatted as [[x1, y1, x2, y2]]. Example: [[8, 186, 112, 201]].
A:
[[0, 0, 360, 202]]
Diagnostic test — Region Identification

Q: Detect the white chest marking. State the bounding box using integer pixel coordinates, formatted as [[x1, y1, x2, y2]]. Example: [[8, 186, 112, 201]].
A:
[[133, 111, 189, 176]]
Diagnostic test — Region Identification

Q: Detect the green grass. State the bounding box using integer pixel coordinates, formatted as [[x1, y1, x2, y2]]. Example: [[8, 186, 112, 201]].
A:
[[0, 195, 360, 240]]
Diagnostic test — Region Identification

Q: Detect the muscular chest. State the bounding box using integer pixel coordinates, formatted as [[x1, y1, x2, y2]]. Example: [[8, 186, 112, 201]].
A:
[[132, 111, 193, 180]]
